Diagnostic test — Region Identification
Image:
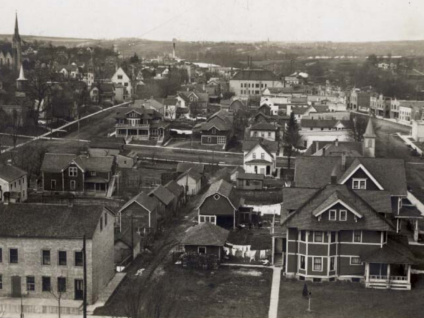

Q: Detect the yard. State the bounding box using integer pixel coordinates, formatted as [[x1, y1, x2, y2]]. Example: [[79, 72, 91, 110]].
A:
[[96, 264, 272, 318], [278, 276, 424, 318]]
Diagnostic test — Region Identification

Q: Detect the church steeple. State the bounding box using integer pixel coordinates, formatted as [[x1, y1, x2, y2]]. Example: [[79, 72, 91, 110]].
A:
[[12, 12, 22, 72], [13, 12, 21, 43], [362, 118, 376, 158]]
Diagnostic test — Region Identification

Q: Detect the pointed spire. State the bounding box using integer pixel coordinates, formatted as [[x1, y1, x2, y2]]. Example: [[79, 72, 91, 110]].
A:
[[363, 118, 376, 138], [13, 12, 21, 43], [17, 65, 26, 81]]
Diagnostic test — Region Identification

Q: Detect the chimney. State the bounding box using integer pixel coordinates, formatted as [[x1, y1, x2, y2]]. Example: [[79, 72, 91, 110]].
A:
[[341, 152, 346, 171], [322, 148, 326, 157], [330, 165, 338, 185], [335, 139, 339, 147], [315, 142, 319, 154]]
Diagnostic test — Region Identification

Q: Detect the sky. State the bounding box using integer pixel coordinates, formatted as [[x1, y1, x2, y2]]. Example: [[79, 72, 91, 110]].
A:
[[1, 0, 424, 43]]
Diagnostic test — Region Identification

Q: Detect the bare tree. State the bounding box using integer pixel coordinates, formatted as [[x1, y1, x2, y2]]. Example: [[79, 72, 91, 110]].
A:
[[347, 116, 380, 142], [282, 112, 302, 170]]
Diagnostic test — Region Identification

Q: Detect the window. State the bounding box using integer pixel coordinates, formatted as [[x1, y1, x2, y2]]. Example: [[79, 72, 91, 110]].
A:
[[261, 153, 265, 159], [42, 277, 51, 292], [0, 275, 2, 290], [211, 128, 216, 134], [214, 194, 220, 200], [330, 257, 335, 271], [100, 216, 103, 231], [198, 247, 206, 254], [353, 230, 362, 243], [253, 153, 256, 159], [300, 231, 306, 242], [117, 75, 123, 80], [69, 167, 78, 177], [313, 257, 322, 271], [27, 276, 35, 291], [217, 136, 226, 144], [329, 209, 337, 221], [350, 257, 362, 265], [352, 178, 366, 190], [268, 132, 271, 137], [314, 231, 323, 243], [42, 250, 51, 265], [339, 210, 347, 221], [70, 180, 76, 191], [10, 248, 18, 264], [300, 255, 306, 270], [75, 251, 83, 266], [199, 215, 215, 224], [51, 180, 57, 190], [58, 277, 66, 293], [58, 251, 67, 266], [0, 248, 2, 263], [330, 232, 336, 243], [91, 172, 97, 176]]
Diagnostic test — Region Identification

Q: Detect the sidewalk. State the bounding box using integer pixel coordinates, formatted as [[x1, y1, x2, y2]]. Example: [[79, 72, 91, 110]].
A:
[[268, 267, 282, 318]]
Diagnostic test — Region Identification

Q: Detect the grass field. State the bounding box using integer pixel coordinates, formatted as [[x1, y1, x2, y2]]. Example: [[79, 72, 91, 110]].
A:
[[97, 264, 272, 318], [278, 276, 424, 318]]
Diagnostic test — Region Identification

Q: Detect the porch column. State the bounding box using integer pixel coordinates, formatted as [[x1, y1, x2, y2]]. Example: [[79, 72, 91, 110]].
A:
[[271, 237, 275, 265], [365, 263, 370, 283], [407, 264, 411, 284], [414, 220, 419, 242], [386, 264, 391, 288]]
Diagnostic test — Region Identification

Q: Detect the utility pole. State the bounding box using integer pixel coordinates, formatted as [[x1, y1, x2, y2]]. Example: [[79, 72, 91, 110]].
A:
[[83, 235, 87, 318], [131, 214, 134, 261]]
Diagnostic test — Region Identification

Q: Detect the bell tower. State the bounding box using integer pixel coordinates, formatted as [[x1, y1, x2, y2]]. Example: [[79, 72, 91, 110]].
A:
[[12, 12, 22, 72]]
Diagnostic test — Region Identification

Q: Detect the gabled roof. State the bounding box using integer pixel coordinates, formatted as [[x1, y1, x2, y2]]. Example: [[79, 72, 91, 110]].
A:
[[200, 179, 241, 210], [281, 184, 394, 232], [294, 156, 407, 196], [177, 167, 202, 182], [119, 192, 158, 213], [41, 153, 80, 173], [301, 119, 349, 129], [0, 164, 27, 182], [165, 180, 184, 198], [312, 191, 363, 218], [311, 141, 364, 157], [149, 185, 175, 206], [181, 223, 229, 246], [201, 110, 233, 132], [242, 138, 279, 155], [76, 156, 115, 173], [0, 204, 105, 239]]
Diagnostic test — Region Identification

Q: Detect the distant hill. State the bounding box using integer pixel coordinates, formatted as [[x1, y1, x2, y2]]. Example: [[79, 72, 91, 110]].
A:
[[2, 33, 424, 66]]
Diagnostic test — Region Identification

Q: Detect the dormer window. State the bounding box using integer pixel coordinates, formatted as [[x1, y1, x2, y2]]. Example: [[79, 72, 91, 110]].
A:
[[352, 179, 366, 190], [253, 153, 256, 159], [261, 153, 265, 159], [212, 128, 216, 134]]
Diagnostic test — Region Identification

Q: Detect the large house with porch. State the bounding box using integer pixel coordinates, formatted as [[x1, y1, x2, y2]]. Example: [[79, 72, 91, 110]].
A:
[[272, 145, 423, 289], [114, 105, 170, 144], [199, 110, 234, 147], [242, 139, 279, 177], [41, 153, 115, 196]]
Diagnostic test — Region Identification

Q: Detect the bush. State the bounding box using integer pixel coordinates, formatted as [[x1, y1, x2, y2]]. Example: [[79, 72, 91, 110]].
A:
[[181, 252, 219, 270]]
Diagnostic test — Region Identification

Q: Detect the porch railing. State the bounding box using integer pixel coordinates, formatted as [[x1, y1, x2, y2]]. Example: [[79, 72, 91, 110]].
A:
[[369, 275, 408, 282]]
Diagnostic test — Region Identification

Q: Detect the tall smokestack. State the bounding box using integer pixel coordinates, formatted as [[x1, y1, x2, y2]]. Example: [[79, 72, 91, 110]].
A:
[[172, 38, 177, 59]]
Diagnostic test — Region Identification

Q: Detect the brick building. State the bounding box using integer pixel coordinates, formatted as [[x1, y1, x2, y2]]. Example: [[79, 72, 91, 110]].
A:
[[0, 204, 115, 303]]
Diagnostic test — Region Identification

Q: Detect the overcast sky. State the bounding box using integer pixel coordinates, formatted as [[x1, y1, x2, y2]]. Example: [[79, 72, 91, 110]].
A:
[[1, 0, 424, 42]]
